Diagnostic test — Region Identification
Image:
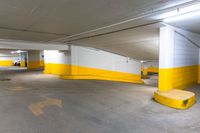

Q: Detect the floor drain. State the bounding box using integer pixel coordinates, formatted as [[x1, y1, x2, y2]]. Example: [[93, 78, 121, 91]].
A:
[[0, 78, 11, 81]]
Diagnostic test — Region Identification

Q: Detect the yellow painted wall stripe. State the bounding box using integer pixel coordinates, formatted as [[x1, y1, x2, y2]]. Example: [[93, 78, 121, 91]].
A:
[[159, 65, 198, 91], [44, 63, 143, 84], [44, 63, 71, 75], [141, 67, 158, 76], [0, 60, 13, 66], [147, 67, 158, 73]]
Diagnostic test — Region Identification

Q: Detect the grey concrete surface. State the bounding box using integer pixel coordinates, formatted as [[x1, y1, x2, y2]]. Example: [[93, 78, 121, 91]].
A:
[[0, 67, 199, 133], [0, 66, 27, 71]]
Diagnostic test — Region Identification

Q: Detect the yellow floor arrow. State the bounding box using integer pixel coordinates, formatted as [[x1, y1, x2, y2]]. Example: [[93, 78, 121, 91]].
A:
[[28, 98, 62, 116]]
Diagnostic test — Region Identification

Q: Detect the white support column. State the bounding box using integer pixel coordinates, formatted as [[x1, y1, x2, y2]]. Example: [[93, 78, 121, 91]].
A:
[[154, 25, 198, 109]]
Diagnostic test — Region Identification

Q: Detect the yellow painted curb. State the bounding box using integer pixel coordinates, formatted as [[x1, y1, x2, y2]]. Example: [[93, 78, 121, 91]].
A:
[[44, 63, 143, 84], [60, 75, 144, 84], [153, 89, 195, 109]]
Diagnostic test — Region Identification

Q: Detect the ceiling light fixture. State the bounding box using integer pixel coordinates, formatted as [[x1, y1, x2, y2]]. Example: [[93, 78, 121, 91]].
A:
[[11, 50, 26, 54], [158, 2, 200, 22]]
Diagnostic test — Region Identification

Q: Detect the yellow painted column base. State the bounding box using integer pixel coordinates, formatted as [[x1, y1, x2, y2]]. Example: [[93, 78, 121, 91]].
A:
[[28, 61, 42, 70], [20, 61, 26, 67], [153, 89, 195, 109]]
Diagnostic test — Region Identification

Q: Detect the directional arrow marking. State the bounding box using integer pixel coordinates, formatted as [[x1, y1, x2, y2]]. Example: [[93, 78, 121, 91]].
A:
[[28, 98, 62, 116]]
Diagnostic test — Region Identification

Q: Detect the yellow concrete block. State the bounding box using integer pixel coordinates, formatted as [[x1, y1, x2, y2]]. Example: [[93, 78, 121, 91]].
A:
[[154, 89, 195, 109]]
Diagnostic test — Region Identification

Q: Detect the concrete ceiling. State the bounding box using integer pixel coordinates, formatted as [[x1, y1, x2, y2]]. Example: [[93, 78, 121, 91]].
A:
[[165, 13, 200, 34], [71, 24, 160, 60], [0, 49, 13, 54], [0, 0, 193, 41], [0, 0, 196, 60]]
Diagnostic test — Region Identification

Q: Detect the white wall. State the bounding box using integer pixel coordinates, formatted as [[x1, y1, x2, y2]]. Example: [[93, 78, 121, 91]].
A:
[[44, 50, 71, 64], [0, 55, 12, 61], [44, 45, 141, 75], [19, 52, 27, 61], [160, 25, 199, 69], [199, 49, 200, 64], [142, 61, 158, 69], [174, 32, 199, 67], [0, 53, 16, 61], [71, 45, 141, 74]]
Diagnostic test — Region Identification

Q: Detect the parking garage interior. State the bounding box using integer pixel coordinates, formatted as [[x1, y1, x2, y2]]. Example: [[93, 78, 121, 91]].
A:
[[0, 0, 200, 133]]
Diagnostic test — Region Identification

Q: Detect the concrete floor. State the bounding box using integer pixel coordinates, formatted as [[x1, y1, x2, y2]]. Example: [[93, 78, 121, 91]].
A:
[[0, 67, 200, 133], [142, 74, 158, 87]]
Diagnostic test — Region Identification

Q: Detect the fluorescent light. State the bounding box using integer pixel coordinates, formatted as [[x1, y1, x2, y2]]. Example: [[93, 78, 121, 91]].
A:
[[11, 50, 26, 54], [158, 10, 180, 19], [140, 60, 145, 63], [163, 10, 200, 22], [180, 3, 200, 14], [11, 51, 15, 54], [16, 50, 22, 53], [156, 2, 200, 22]]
